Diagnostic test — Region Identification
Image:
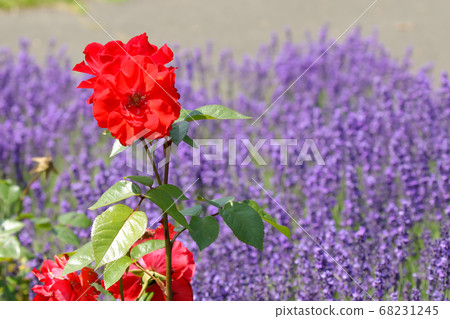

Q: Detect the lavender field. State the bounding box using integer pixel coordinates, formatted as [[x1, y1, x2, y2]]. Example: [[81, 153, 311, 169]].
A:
[[0, 29, 448, 300]]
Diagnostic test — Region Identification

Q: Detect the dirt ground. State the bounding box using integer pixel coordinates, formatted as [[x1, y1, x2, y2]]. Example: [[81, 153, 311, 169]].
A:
[[1, 0, 449, 82]]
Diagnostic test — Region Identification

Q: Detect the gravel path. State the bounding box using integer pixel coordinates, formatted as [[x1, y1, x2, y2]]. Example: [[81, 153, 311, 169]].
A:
[[1, 0, 449, 80]]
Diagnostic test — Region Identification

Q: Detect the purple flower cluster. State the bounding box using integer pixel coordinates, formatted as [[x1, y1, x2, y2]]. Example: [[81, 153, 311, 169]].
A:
[[0, 29, 448, 300]]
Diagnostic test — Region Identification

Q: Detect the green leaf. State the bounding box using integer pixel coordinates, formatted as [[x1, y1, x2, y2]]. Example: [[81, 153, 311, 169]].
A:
[[58, 213, 92, 229], [176, 109, 193, 122], [143, 189, 190, 229], [54, 225, 80, 246], [169, 121, 189, 145], [182, 134, 197, 148], [0, 220, 24, 237], [110, 139, 129, 158], [0, 181, 21, 205], [180, 205, 202, 217], [173, 226, 183, 232], [189, 216, 219, 250], [220, 202, 264, 251], [0, 181, 9, 201], [104, 256, 133, 289], [89, 181, 141, 210], [212, 196, 235, 207], [242, 200, 291, 239], [92, 204, 147, 268], [157, 184, 188, 201], [16, 213, 34, 220], [183, 105, 251, 122], [31, 217, 51, 230], [130, 240, 165, 260], [91, 282, 115, 300], [0, 236, 21, 260], [62, 242, 94, 275], [102, 129, 111, 137], [124, 176, 154, 188], [58, 251, 76, 258], [198, 195, 234, 208]]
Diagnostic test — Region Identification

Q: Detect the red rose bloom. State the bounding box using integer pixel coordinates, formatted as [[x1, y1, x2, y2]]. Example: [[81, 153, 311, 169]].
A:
[[32, 255, 100, 301], [74, 33, 180, 146], [107, 224, 195, 301]]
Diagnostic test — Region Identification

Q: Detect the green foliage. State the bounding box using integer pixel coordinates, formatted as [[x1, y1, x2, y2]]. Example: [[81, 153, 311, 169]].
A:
[[104, 256, 133, 289], [130, 240, 165, 260], [91, 282, 115, 300], [110, 139, 129, 158], [89, 180, 141, 210], [182, 134, 197, 148], [178, 105, 251, 122], [180, 204, 202, 217], [0, 181, 26, 262], [189, 216, 219, 250], [0, 220, 24, 237], [143, 189, 190, 229], [91, 205, 147, 268], [54, 225, 80, 246], [58, 212, 91, 229], [124, 176, 154, 188], [62, 242, 94, 275], [31, 217, 51, 230], [242, 200, 291, 239], [0, 236, 21, 260], [169, 121, 189, 145], [157, 184, 188, 201], [0, 180, 22, 218], [198, 195, 234, 208], [220, 202, 264, 251]]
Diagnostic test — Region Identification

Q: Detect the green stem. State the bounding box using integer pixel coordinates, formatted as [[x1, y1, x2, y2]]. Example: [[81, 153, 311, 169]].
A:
[[119, 277, 125, 301], [162, 140, 173, 301], [141, 138, 173, 301], [140, 138, 162, 185], [134, 262, 167, 297]]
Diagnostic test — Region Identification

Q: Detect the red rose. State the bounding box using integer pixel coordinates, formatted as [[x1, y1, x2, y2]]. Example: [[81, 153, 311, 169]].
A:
[[107, 224, 195, 301], [106, 272, 142, 301], [32, 255, 100, 301], [147, 277, 193, 301], [73, 33, 180, 146]]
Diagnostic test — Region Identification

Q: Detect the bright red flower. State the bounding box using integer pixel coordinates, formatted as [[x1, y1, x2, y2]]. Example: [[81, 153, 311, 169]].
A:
[[106, 272, 142, 301], [107, 224, 195, 301], [107, 270, 193, 301], [73, 33, 180, 146], [147, 277, 193, 301], [133, 240, 195, 282], [32, 255, 100, 301]]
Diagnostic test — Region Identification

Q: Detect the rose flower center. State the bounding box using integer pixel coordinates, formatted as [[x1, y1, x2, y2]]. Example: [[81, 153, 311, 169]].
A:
[[126, 92, 147, 108]]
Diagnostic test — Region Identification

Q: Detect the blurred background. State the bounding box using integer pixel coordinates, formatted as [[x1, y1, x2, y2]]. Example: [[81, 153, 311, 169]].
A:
[[1, 0, 449, 79]]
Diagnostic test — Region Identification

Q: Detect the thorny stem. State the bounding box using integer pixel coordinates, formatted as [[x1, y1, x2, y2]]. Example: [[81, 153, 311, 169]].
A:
[[141, 138, 174, 301], [163, 140, 172, 185], [162, 140, 173, 301], [140, 138, 162, 186], [135, 196, 145, 212]]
